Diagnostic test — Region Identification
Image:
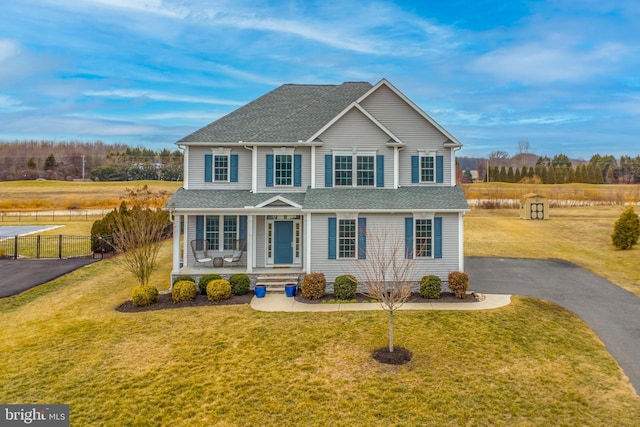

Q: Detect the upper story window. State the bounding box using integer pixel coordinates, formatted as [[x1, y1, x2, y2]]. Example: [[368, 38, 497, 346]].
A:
[[420, 154, 435, 183], [267, 148, 301, 188], [205, 148, 237, 183], [411, 151, 443, 184], [214, 155, 229, 181], [275, 154, 293, 186], [334, 152, 375, 187]]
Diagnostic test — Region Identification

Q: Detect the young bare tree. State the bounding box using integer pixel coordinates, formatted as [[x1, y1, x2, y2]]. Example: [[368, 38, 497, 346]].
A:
[[357, 230, 417, 355], [112, 187, 170, 286]]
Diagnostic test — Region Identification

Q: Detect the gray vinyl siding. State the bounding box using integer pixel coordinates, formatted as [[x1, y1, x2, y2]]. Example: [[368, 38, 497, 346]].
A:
[[187, 146, 252, 190], [257, 146, 311, 193], [316, 108, 394, 188], [309, 212, 460, 283], [359, 85, 452, 186]]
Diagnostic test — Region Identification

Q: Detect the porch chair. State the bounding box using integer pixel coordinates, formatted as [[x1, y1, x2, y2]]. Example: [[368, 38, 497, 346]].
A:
[[223, 239, 246, 267], [190, 239, 213, 267]]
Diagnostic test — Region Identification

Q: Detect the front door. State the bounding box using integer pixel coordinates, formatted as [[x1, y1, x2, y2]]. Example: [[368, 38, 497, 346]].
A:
[[274, 221, 293, 264]]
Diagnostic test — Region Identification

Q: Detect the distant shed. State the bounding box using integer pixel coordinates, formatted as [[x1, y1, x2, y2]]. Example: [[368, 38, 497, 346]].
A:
[[520, 193, 549, 220]]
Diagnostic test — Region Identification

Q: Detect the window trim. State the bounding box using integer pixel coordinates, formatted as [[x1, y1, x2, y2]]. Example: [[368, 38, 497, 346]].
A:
[[271, 148, 295, 187], [204, 214, 238, 252], [419, 151, 436, 183], [412, 213, 434, 259]]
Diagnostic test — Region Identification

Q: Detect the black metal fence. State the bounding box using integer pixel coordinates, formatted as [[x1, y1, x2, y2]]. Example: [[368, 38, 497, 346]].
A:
[[0, 235, 101, 259]]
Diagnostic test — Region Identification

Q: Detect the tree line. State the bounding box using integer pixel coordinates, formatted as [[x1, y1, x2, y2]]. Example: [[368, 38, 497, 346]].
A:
[[460, 152, 640, 184], [0, 140, 183, 181]]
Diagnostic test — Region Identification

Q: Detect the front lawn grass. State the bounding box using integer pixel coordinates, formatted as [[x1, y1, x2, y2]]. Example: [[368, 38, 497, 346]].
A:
[[0, 244, 638, 425]]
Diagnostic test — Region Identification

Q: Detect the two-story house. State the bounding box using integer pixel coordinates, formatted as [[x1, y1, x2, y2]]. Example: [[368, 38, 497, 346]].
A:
[[165, 78, 469, 284]]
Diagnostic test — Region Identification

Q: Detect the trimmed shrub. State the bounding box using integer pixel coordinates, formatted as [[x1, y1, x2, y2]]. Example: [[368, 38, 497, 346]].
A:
[[173, 275, 195, 285], [448, 272, 469, 299], [198, 274, 222, 295], [229, 273, 251, 295], [612, 205, 640, 250], [207, 279, 232, 302], [301, 272, 326, 299], [334, 274, 357, 300], [420, 275, 441, 299], [131, 285, 159, 307], [172, 280, 197, 303]]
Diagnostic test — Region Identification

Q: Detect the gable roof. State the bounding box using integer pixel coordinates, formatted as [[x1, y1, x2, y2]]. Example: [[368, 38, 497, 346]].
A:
[[178, 82, 373, 144]]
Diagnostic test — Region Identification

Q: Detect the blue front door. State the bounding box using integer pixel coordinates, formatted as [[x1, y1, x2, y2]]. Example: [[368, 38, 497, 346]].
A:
[[274, 221, 293, 264]]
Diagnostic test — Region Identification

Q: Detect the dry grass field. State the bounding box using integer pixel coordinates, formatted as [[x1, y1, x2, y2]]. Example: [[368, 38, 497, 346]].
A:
[[0, 180, 181, 210]]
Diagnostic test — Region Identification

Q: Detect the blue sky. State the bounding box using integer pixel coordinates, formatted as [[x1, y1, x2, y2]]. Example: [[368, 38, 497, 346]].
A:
[[1, 0, 639, 159]]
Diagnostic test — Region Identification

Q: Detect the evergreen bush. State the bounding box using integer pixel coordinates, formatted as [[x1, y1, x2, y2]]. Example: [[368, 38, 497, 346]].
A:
[[172, 280, 197, 303], [198, 274, 222, 294], [131, 285, 159, 307], [206, 279, 232, 302], [333, 275, 357, 300], [612, 205, 640, 250], [419, 275, 441, 299], [229, 273, 251, 295]]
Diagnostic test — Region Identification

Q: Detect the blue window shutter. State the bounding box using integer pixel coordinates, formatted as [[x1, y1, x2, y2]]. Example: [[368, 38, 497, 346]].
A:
[[196, 215, 204, 241], [405, 217, 413, 259], [376, 155, 384, 188], [434, 217, 442, 259], [266, 154, 274, 187], [204, 155, 212, 182], [328, 217, 336, 259], [436, 156, 444, 183], [325, 154, 333, 187], [239, 215, 247, 250], [358, 217, 366, 259], [230, 154, 238, 182], [411, 156, 419, 183], [294, 154, 302, 187]]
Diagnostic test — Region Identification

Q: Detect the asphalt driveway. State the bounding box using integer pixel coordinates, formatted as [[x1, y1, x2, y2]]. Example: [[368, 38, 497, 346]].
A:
[[466, 256, 640, 395], [0, 258, 98, 298]]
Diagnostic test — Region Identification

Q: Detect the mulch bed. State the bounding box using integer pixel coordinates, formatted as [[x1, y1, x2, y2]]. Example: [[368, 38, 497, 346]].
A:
[[117, 291, 482, 313], [372, 346, 413, 365]]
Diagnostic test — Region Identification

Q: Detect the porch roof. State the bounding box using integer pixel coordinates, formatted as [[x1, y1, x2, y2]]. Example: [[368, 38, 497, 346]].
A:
[[303, 186, 469, 211], [166, 186, 469, 212], [166, 189, 306, 210]]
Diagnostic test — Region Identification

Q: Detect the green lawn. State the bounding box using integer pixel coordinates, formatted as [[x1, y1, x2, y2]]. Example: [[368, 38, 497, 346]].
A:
[[0, 244, 639, 425]]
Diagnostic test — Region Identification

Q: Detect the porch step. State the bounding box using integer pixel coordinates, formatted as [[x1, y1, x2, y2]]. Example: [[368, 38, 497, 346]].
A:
[[256, 274, 300, 293]]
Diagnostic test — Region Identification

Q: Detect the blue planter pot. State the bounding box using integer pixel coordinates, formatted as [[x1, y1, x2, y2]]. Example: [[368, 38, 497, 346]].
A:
[[284, 284, 297, 298], [254, 285, 266, 298]]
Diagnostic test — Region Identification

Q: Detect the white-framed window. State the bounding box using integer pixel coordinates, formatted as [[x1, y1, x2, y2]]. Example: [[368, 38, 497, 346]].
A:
[[338, 218, 357, 258], [275, 154, 293, 186], [205, 215, 237, 251], [212, 148, 231, 182], [334, 151, 376, 187], [415, 218, 433, 257], [420, 154, 435, 183]]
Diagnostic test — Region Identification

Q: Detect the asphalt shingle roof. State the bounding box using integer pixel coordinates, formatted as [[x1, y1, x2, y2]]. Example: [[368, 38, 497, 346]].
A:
[[166, 187, 469, 212], [178, 82, 373, 143]]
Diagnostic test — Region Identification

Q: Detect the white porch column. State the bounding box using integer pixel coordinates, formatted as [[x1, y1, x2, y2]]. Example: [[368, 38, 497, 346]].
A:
[[172, 214, 181, 273], [458, 212, 465, 272], [246, 215, 254, 273], [183, 215, 190, 269], [305, 213, 312, 273]]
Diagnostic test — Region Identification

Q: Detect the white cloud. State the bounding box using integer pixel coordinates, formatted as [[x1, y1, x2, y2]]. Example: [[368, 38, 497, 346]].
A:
[[83, 89, 244, 106], [73, 0, 188, 18]]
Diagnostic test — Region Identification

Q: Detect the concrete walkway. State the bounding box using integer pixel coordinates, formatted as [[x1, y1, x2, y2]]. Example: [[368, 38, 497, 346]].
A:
[[250, 292, 511, 312]]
